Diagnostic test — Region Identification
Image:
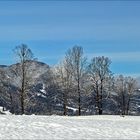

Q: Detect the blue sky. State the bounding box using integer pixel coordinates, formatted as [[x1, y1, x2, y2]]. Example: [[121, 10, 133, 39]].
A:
[[0, 1, 140, 77]]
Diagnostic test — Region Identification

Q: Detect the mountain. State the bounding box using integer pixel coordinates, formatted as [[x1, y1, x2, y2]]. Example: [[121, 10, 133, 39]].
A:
[[0, 60, 55, 115]]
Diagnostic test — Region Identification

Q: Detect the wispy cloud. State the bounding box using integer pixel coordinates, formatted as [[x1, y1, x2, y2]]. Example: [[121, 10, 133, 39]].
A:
[[87, 52, 140, 62], [0, 23, 139, 41]]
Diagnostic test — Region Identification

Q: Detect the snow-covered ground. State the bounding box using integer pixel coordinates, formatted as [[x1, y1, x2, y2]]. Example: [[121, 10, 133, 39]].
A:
[[0, 115, 140, 139]]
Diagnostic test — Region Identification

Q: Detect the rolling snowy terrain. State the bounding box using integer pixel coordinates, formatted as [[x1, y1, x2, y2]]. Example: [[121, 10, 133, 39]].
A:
[[0, 115, 140, 139]]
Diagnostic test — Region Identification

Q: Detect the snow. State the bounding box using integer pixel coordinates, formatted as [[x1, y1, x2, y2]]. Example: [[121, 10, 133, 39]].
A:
[[40, 84, 46, 94], [37, 93, 46, 98], [40, 89, 46, 94], [0, 115, 140, 139], [66, 106, 78, 112], [37, 84, 47, 98], [0, 106, 4, 111], [0, 106, 11, 115]]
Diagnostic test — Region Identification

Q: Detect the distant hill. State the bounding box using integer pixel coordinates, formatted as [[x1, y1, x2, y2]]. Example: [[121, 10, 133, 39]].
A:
[[0, 65, 7, 68]]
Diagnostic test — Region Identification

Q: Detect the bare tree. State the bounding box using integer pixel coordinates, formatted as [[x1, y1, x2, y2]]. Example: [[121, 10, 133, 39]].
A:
[[55, 59, 72, 115], [115, 75, 136, 115], [65, 46, 86, 116], [115, 75, 125, 115], [14, 44, 34, 114], [88, 56, 112, 115], [126, 77, 136, 115]]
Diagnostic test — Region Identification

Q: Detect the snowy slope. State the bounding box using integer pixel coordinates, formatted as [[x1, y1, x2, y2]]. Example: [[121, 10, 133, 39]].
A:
[[0, 115, 140, 139]]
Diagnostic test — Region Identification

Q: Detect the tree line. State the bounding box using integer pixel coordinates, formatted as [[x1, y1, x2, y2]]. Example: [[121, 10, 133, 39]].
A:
[[1, 44, 137, 115]]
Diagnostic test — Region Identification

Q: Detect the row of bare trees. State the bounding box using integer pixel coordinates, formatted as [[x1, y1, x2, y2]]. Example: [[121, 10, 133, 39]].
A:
[[54, 45, 136, 116], [8, 44, 137, 115], [55, 46, 112, 115]]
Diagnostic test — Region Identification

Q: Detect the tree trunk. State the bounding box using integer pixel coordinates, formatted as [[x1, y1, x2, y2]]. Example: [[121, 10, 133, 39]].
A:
[[99, 79, 103, 115], [10, 92, 14, 114], [99, 95, 102, 115], [63, 92, 67, 116], [78, 81, 81, 116], [122, 93, 125, 115], [96, 84, 100, 115], [21, 62, 25, 115], [126, 94, 131, 115], [21, 88, 24, 114]]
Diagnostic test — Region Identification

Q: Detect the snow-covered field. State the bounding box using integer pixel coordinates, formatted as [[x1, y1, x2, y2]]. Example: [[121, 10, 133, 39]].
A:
[[0, 115, 140, 139]]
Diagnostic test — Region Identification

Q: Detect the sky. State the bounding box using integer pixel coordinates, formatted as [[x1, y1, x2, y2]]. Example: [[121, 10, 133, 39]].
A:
[[0, 1, 140, 77]]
